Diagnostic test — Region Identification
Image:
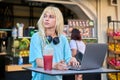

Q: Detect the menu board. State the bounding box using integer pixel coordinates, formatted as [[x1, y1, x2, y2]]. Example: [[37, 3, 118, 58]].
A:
[[68, 19, 94, 28], [68, 19, 95, 38]]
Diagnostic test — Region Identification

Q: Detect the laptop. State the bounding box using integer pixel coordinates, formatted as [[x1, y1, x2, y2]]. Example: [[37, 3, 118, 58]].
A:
[[68, 43, 108, 70]]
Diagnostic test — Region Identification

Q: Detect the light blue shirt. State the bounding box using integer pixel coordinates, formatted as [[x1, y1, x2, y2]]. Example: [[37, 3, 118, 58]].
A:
[[29, 32, 72, 80]]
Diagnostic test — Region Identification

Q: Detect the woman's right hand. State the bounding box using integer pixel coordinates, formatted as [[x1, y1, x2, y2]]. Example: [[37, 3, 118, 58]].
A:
[[68, 57, 79, 66], [54, 60, 68, 70]]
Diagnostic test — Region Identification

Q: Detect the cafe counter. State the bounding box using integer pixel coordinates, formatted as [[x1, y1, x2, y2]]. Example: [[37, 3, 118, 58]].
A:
[[5, 64, 31, 72], [5, 64, 32, 80], [0, 52, 32, 80]]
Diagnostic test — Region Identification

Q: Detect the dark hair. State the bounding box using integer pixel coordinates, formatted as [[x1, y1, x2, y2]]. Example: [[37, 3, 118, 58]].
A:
[[71, 28, 81, 40]]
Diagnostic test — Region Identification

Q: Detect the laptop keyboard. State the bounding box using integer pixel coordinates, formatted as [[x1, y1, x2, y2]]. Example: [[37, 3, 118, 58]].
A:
[[67, 65, 81, 70]]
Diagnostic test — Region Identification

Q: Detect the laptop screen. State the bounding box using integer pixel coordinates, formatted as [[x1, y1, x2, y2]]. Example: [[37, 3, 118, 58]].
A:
[[69, 43, 108, 70], [80, 43, 108, 70]]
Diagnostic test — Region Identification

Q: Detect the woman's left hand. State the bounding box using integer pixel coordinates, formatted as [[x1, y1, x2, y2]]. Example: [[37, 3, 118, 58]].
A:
[[68, 57, 79, 66]]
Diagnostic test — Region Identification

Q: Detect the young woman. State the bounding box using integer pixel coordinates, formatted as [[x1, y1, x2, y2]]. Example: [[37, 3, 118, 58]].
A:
[[29, 6, 79, 80], [70, 28, 86, 80], [70, 28, 86, 57]]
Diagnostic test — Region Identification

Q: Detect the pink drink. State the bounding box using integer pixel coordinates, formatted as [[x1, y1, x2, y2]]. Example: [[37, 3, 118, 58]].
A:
[[43, 54, 53, 70]]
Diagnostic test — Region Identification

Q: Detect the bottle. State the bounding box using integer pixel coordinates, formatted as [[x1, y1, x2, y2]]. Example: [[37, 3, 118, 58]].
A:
[[29, 26, 35, 37], [12, 27, 17, 39], [18, 56, 23, 65], [17, 23, 24, 37]]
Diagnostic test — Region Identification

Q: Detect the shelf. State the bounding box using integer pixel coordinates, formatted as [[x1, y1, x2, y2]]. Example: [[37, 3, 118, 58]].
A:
[[107, 17, 120, 80], [82, 38, 97, 39], [0, 29, 12, 31], [5, 64, 32, 72], [107, 57, 120, 70], [107, 63, 120, 70], [108, 35, 120, 40], [107, 35, 120, 40], [108, 73, 120, 80], [18, 36, 31, 39], [0, 52, 7, 55], [113, 36, 120, 40], [108, 49, 120, 55]]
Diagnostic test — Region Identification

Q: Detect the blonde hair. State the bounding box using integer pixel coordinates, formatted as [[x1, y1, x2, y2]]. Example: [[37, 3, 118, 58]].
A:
[[37, 6, 64, 39]]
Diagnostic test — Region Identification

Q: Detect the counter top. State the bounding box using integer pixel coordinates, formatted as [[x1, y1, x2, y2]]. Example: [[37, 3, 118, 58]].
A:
[[5, 64, 32, 72], [0, 52, 6, 55]]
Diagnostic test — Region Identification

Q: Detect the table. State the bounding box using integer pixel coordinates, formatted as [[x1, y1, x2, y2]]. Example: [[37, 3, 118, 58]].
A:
[[23, 67, 120, 76]]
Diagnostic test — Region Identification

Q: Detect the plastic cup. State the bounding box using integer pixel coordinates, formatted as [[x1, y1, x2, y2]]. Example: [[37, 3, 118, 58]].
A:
[[43, 45, 53, 71], [43, 54, 53, 70]]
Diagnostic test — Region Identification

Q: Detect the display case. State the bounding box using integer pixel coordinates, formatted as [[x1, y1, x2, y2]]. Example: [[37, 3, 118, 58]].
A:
[[4, 37, 31, 80], [107, 16, 120, 80]]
